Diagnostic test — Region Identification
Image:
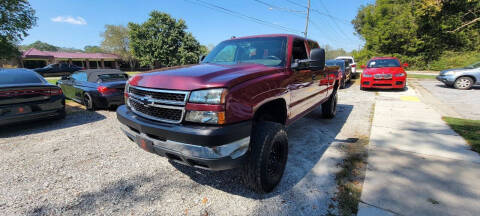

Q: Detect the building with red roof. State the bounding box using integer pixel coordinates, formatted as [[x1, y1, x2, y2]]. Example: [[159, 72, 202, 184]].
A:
[[21, 48, 121, 69]]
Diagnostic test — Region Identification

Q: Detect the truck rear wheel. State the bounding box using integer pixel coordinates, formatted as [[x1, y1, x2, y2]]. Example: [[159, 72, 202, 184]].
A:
[[243, 121, 288, 193], [322, 90, 337, 118]]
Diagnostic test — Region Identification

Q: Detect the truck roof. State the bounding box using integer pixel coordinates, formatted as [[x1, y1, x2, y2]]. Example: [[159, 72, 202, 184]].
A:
[[228, 34, 309, 41]]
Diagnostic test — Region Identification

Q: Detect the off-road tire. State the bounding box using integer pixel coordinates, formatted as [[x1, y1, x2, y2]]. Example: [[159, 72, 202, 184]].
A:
[[243, 121, 288, 193], [83, 93, 95, 111], [322, 90, 337, 118], [454, 76, 474, 90]]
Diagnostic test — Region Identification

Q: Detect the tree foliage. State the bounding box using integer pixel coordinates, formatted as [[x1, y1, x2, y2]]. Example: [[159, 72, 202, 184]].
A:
[[0, 0, 37, 59], [22, 40, 58, 51], [352, 0, 480, 68], [101, 24, 136, 69], [128, 11, 203, 68], [84, 45, 104, 53]]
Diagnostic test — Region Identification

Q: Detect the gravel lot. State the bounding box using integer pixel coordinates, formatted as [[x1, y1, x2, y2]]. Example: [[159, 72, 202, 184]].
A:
[[0, 82, 375, 215], [417, 80, 480, 120]]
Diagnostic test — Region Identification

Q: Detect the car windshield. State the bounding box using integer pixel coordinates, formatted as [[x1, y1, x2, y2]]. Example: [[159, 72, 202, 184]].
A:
[[337, 58, 353, 65], [326, 61, 345, 70], [367, 59, 401, 68], [98, 73, 128, 82], [464, 62, 480, 69], [203, 37, 287, 67]]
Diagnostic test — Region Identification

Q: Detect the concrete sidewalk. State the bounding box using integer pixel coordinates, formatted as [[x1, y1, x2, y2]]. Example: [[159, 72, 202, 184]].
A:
[[358, 87, 480, 216]]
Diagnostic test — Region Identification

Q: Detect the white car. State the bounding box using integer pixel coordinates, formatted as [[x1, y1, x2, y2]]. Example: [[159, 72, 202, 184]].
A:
[[336, 56, 357, 77]]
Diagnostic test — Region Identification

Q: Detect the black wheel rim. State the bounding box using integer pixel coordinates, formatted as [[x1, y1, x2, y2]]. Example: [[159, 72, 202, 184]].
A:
[[85, 95, 91, 109], [266, 141, 285, 179]]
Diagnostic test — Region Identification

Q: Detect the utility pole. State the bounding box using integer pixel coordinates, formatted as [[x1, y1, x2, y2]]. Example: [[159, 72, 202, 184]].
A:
[[304, 0, 311, 39]]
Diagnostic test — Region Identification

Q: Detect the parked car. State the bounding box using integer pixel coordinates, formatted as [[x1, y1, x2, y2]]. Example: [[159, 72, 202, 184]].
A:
[[336, 56, 357, 78], [34, 63, 82, 76], [117, 34, 342, 193], [360, 57, 408, 90], [326, 59, 350, 89], [57, 69, 128, 110], [0, 68, 65, 126], [436, 62, 480, 90]]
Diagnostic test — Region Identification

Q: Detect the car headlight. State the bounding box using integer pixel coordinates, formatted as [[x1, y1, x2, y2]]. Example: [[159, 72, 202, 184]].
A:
[[363, 74, 373, 78], [185, 111, 225, 124], [395, 73, 405, 77], [188, 88, 226, 104], [444, 71, 455, 76]]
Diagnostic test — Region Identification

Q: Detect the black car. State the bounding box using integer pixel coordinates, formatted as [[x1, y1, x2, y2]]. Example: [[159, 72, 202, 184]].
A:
[[34, 63, 82, 76], [0, 68, 65, 126], [326, 59, 352, 89], [57, 69, 128, 110]]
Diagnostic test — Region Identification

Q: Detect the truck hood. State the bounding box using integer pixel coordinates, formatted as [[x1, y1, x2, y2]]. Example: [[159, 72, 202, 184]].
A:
[[363, 67, 404, 75], [129, 63, 280, 90]]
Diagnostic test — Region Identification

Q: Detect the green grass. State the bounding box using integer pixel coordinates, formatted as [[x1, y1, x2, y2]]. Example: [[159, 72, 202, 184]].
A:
[[407, 74, 437, 79], [46, 78, 59, 85], [126, 71, 143, 76], [429, 51, 480, 71], [443, 117, 480, 154]]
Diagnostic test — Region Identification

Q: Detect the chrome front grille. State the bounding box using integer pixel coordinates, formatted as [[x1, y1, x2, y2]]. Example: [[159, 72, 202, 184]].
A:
[[374, 74, 392, 79], [127, 86, 189, 123]]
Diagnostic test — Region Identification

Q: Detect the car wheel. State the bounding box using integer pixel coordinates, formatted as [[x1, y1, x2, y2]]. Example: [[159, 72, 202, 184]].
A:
[[83, 93, 95, 111], [454, 77, 474, 90], [322, 90, 337, 118], [243, 121, 288, 193]]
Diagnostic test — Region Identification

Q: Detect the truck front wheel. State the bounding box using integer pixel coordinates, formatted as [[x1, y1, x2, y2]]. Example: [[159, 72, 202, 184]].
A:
[[243, 121, 288, 193]]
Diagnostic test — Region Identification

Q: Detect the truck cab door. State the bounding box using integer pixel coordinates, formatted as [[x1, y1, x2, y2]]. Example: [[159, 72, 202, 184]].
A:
[[289, 39, 316, 117]]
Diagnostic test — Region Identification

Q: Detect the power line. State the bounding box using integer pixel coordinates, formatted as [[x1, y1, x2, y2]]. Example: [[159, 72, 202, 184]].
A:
[[284, 0, 350, 24], [185, 0, 302, 34], [253, 0, 305, 14]]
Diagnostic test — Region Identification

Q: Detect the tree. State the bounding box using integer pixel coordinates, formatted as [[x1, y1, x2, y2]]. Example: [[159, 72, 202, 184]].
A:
[[22, 40, 58, 51], [352, 0, 480, 67], [101, 24, 135, 69], [0, 0, 37, 59], [84, 45, 104, 53], [128, 11, 202, 68]]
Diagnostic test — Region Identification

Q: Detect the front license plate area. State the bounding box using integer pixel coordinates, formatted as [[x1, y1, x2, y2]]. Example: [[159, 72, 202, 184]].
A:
[[136, 136, 154, 153]]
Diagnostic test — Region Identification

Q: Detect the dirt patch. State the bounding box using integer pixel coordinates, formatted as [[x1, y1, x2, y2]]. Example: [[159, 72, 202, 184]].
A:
[[335, 136, 369, 216], [65, 101, 85, 114]]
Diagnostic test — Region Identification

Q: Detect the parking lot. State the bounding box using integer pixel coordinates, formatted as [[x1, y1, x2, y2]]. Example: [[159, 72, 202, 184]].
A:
[[417, 80, 480, 120], [0, 81, 375, 215]]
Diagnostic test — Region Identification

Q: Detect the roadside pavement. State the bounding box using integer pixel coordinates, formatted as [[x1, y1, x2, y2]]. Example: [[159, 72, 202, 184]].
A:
[[357, 86, 480, 216]]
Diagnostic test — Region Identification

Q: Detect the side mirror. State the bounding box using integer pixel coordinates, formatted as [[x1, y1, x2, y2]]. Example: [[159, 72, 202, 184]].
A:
[[309, 48, 325, 70], [291, 59, 310, 71], [403, 63, 409, 67], [199, 55, 206, 63], [360, 65, 366, 69]]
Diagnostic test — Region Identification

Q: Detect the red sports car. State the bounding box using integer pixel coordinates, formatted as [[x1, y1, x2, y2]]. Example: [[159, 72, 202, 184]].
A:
[[360, 57, 408, 90]]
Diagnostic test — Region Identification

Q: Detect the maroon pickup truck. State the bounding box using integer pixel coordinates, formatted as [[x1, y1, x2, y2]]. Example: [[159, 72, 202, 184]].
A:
[[117, 34, 340, 193]]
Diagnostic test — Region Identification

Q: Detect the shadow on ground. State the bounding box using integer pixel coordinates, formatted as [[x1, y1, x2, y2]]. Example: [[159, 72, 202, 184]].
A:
[[25, 104, 353, 215], [0, 109, 106, 138]]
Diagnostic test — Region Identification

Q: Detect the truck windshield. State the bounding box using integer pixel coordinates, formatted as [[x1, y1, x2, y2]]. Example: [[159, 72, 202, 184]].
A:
[[367, 59, 400, 68], [203, 37, 287, 67]]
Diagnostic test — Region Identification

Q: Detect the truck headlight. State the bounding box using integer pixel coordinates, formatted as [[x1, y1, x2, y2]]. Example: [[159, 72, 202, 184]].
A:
[[188, 88, 226, 104], [395, 73, 405, 77], [185, 111, 225, 124]]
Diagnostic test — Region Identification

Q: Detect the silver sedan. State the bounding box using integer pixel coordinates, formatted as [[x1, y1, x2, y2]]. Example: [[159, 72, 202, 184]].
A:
[[437, 62, 480, 90]]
